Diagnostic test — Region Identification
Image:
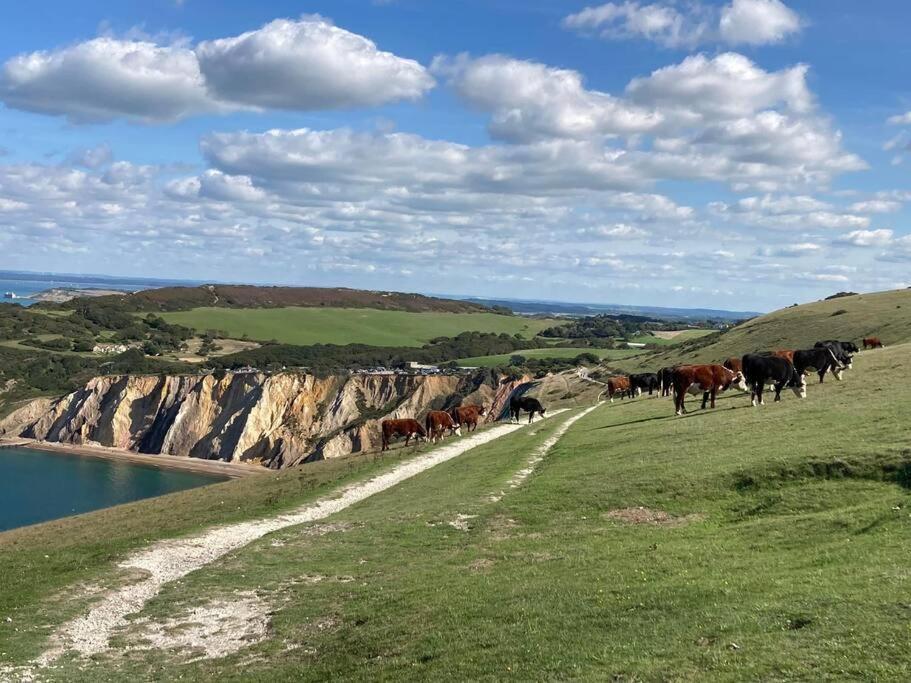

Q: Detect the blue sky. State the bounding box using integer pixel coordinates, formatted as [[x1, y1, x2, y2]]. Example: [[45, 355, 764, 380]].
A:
[[0, 0, 909, 311]]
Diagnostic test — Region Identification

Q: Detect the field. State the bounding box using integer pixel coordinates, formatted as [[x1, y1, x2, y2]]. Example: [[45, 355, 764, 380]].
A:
[[2, 342, 910, 680], [615, 288, 911, 372], [158, 307, 557, 347], [627, 329, 716, 345], [456, 346, 645, 367]]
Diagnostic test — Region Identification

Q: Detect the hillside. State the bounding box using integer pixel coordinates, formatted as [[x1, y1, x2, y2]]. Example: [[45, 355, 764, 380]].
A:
[[52, 285, 496, 314], [158, 307, 555, 347], [2, 344, 909, 679], [615, 287, 911, 371]]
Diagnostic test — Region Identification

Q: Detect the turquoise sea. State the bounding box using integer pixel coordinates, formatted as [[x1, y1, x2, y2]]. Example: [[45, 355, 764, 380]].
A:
[[0, 447, 225, 532]]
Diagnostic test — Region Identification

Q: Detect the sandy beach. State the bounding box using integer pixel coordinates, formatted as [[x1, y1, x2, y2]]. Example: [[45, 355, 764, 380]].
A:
[[0, 437, 265, 479]]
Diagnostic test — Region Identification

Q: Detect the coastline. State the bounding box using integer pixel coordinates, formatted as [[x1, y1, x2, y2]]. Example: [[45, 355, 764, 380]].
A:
[[0, 438, 265, 479]]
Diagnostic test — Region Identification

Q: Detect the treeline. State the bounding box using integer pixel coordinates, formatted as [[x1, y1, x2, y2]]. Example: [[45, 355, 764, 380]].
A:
[[539, 314, 660, 339]]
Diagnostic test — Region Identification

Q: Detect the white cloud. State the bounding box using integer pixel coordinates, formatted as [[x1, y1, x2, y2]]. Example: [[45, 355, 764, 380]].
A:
[[838, 229, 894, 247], [848, 199, 902, 214], [435, 54, 662, 142], [0, 17, 433, 123], [578, 223, 649, 239], [0, 38, 214, 123], [563, 0, 801, 48], [719, 0, 802, 46], [68, 143, 113, 169], [196, 17, 433, 111], [887, 112, 911, 125]]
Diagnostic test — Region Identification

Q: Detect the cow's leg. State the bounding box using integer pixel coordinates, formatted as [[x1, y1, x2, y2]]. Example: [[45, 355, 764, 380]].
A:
[[774, 383, 783, 402], [710, 388, 717, 409], [675, 384, 686, 415], [700, 391, 709, 410]]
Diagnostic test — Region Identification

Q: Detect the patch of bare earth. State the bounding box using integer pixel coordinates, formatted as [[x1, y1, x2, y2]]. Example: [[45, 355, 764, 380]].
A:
[[604, 507, 704, 527], [126, 592, 270, 661]]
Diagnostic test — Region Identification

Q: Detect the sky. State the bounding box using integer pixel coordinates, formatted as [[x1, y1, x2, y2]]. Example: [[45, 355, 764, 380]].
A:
[[0, 1, 909, 312]]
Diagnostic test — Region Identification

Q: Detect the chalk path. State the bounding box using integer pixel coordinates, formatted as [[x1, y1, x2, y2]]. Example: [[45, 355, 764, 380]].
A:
[[32, 409, 582, 668]]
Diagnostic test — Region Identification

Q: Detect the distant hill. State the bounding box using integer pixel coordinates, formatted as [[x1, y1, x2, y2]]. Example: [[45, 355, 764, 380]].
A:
[[615, 288, 911, 371], [456, 296, 759, 321], [54, 285, 496, 314]]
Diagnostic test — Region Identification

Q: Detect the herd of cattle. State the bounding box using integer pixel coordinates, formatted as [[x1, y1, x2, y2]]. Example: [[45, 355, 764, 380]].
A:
[[380, 395, 547, 451], [379, 336, 884, 449], [607, 338, 879, 416]]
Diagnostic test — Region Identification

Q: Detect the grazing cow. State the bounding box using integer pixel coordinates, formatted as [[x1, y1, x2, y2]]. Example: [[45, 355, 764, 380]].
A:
[[793, 347, 845, 383], [658, 367, 675, 397], [606, 376, 631, 403], [510, 395, 546, 423], [381, 419, 426, 451], [425, 410, 461, 443], [450, 404, 486, 433], [863, 337, 884, 349], [671, 365, 748, 416], [723, 357, 742, 374], [813, 340, 855, 376], [771, 349, 796, 363], [742, 354, 807, 406], [629, 372, 660, 397], [816, 340, 859, 356]]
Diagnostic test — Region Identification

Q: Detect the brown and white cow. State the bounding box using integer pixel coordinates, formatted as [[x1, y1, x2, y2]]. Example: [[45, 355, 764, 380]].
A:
[[671, 364, 748, 416], [723, 357, 742, 374], [425, 410, 461, 443], [863, 337, 884, 349], [381, 419, 426, 451], [606, 376, 631, 403], [450, 404, 486, 433]]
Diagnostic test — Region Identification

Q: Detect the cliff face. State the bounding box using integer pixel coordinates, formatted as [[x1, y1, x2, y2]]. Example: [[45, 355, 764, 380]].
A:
[[2, 372, 496, 468]]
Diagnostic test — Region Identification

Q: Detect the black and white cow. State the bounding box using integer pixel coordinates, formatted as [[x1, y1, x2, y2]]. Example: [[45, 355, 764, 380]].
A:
[[742, 354, 807, 406], [629, 372, 660, 397], [813, 340, 855, 379], [794, 346, 845, 383]]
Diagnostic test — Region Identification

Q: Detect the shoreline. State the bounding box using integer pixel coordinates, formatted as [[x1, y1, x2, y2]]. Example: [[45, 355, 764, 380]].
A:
[[0, 438, 265, 479]]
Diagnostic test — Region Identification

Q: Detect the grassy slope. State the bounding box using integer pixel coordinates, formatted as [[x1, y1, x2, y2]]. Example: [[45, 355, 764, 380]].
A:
[[617, 288, 911, 372], [158, 307, 557, 347], [456, 346, 645, 367], [8, 344, 911, 680]]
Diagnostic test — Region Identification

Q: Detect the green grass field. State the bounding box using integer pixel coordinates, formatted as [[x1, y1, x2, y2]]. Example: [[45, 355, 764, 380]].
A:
[[626, 329, 716, 346], [616, 288, 911, 372], [456, 346, 645, 367], [3, 343, 910, 680], [158, 307, 557, 347]]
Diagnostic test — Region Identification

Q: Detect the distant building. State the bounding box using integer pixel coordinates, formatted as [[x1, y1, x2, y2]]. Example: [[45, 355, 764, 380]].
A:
[[93, 343, 131, 355]]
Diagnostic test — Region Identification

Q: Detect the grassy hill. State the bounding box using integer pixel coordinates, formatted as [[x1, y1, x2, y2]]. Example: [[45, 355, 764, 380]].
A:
[[616, 288, 911, 371], [53, 285, 494, 314], [157, 307, 558, 347], [2, 344, 909, 679]]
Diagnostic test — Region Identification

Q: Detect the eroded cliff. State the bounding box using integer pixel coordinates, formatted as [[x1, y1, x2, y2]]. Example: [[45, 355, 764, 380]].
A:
[[1, 371, 497, 468]]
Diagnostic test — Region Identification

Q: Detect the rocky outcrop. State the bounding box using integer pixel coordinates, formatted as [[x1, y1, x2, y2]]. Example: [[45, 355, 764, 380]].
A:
[[5, 372, 497, 468]]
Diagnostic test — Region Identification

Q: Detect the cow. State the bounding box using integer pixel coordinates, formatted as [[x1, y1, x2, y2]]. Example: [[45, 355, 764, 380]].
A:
[[771, 349, 796, 363], [381, 418, 426, 451], [742, 354, 807, 406], [629, 372, 660, 397], [425, 410, 461, 443], [863, 337, 884, 349], [793, 347, 845, 383], [813, 340, 855, 376], [450, 404, 486, 433], [723, 357, 742, 374], [816, 340, 859, 356], [658, 367, 675, 397], [671, 364, 748, 416], [510, 395, 546, 423], [606, 376, 631, 403]]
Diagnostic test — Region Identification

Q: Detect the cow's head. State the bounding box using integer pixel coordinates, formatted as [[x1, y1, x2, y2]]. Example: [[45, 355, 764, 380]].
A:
[[789, 370, 808, 398], [842, 354, 854, 371], [452, 424, 462, 437], [478, 405, 488, 416], [730, 371, 749, 393]]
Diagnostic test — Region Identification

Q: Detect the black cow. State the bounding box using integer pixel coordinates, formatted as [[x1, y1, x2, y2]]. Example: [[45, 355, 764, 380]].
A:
[[794, 347, 845, 383], [509, 395, 546, 423], [813, 340, 854, 378], [658, 367, 675, 397], [742, 354, 807, 406], [629, 372, 660, 397]]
